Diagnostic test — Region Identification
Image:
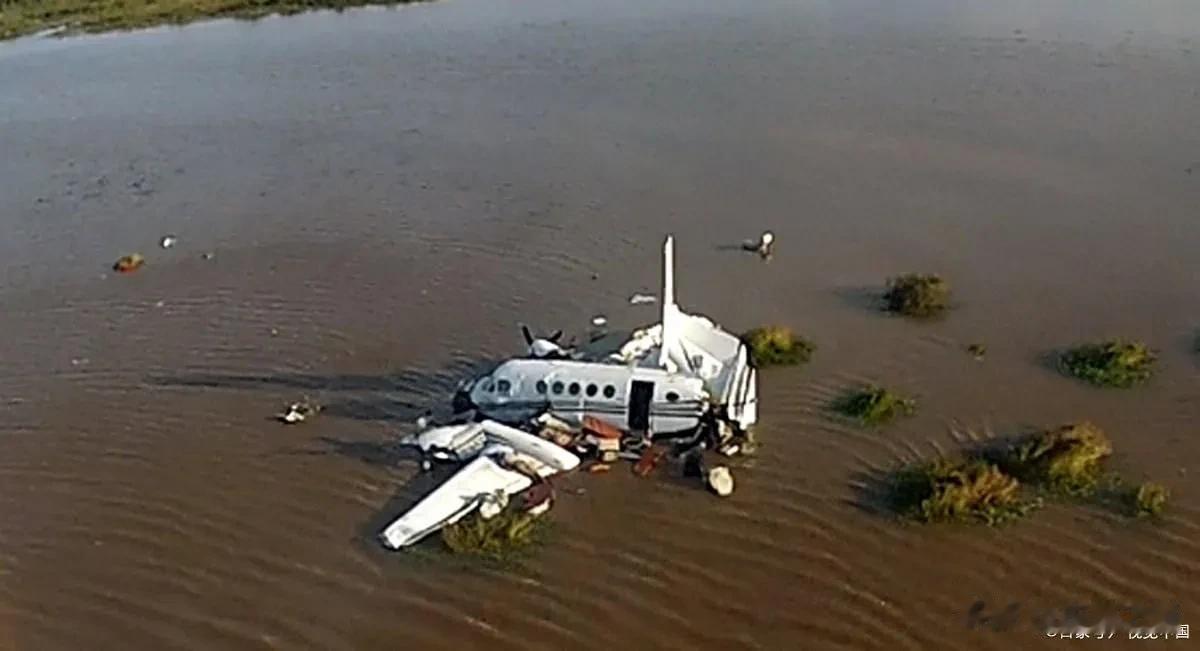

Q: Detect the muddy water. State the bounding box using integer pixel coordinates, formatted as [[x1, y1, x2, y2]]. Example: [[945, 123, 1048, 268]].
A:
[[2, 0, 1199, 648]]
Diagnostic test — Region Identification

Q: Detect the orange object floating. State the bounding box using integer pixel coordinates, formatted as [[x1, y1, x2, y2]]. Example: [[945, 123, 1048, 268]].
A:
[[113, 253, 145, 274]]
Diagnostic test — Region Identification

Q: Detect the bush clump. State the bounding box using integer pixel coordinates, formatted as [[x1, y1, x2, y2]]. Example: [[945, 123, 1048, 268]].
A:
[[891, 459, 1034, 525], [994, 422, 1113, 496], [832, 386, 916, 426], [441, 506, 546, 562], [1059, 339, 1156, 388], [1133, 482, 1170, 518], [882, 273, 950, 317], [743, 326, 815, 367]]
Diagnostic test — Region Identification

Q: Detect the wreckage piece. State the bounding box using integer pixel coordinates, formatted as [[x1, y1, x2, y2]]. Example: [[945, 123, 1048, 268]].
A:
[[405, 422, 488, 463], [381, 420, 580, 550], [381, 451, 534, 549], [478, 419, 581, 474]]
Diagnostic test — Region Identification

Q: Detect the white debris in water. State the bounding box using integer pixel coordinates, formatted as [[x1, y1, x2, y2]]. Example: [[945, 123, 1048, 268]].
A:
[[160, 235, 177, 249], [591, 315, 608, 327], [478, 490, 509, 520], [707, 466, 734, 497], [629, 293, 657, 305]]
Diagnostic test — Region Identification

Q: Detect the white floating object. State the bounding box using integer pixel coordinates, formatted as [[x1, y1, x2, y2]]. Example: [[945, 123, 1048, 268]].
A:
[[478, 490, 509, 520], [629, 293, 657, 305], [160, 235, 177, 249], [591, 315, 608, 327], [280, 408, 306, 424], [707, 466, 734, 497]]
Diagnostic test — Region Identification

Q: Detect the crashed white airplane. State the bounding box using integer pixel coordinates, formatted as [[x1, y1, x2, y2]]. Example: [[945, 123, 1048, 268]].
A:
[[453, 235, 758, 439], [380, 235, 758, 550]]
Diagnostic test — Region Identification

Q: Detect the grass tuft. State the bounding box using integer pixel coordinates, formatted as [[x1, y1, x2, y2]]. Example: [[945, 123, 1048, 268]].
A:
[[0, 0, 426, 41], [992, 422, 1112, 496], [882, 273, 950, 317], [891, 459, 1036, 525], [1059, 339, 1156, 388], [743, 326, 815, 367], [832, 385, 916, 426], [440, 506, 547, 562], [1133, 482, 1169, 518]]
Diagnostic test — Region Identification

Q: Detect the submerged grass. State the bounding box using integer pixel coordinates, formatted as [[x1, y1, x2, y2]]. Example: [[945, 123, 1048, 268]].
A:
[[891, 459, 1036, 525], [991, 422, 1113, 496], [1059, 339, 1156, 388], [882, 273, 950, 318], [0, 0, 423, 40], [882, 421, 1174, 526], [743, 326, 815, 367], [440, 506, 548, 563], [1133, 482, 1170, 518], [832, 385, 916, 426]]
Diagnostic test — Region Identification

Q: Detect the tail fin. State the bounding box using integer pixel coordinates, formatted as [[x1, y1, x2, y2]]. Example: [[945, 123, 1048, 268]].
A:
[[658, 235, 677, 368]]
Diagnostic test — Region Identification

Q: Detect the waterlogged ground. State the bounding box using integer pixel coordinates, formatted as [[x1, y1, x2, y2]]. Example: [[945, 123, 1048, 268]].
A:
[[1, 0, 1199, 649]]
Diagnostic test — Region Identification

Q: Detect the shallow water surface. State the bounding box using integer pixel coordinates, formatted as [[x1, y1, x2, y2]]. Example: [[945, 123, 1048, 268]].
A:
[[1, 0, 1199, 649]]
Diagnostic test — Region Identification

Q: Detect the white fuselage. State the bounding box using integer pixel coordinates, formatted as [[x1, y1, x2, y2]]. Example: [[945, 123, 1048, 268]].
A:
[[463, 358, 709, 434]]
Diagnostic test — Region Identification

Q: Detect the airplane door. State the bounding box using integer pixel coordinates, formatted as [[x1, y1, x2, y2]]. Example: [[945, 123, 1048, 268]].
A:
[[628, 380, 654, 431]]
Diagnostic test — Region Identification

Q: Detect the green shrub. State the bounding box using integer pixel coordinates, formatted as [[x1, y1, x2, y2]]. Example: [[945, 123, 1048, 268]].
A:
[[743, 326, 815, 367], [832, 386, 916, 426], [1059, 340, 1155, 388], [882, 273, 950, 317], [1134, 482, 1169, 518], [994, 422, 1113, 496], [891, 459, 1034, 525], [441, 506, 546, 561]]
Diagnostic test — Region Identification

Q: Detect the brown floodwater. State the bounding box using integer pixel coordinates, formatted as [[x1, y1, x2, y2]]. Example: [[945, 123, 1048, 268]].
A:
[[2, 0, 1199, 648]]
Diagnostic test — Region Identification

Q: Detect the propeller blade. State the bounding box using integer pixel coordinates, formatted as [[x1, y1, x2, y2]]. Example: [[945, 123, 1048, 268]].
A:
[[521, 324, 534, 346], [549, 330, 563, 343]]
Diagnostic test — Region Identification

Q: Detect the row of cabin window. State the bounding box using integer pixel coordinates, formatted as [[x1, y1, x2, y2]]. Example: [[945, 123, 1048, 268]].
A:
[[483, 379, 680, 402]]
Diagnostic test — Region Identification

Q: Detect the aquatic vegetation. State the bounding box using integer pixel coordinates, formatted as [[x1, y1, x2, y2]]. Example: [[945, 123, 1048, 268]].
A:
[[1059, 339, 1156, 388], [1133, 482, 1169, 518], [891, 459, 1034, 525], [440, 506, 546, 561], [882, 273, 950, 317], [743, 326, 815, 367], [0, 0, 426, 40], [832, 385, 916, 426], [993, 422, 1113, 496]]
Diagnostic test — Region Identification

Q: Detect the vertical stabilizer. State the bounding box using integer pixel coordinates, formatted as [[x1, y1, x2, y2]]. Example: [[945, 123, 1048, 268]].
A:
[[658, 236, 676, 368]]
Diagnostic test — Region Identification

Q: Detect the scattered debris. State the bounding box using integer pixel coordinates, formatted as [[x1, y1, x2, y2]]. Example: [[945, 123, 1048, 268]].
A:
[[160, 235, 177, 249], [832, 385, 916, 426], [741, 231, 774, 258], [587, 463, 612, 474], [967, 343, 987, 360], [591, 315, 608, 327], [707, 466, 735, 497], [278, 397, 321, 424], [521, 482, 555, 516], [1059, 339, 1156, 388], [112, 253, 145, 274], [629, 293, 657, 305], [633, 445, 668, 477], [743, 325, 815, 367], [882, 273, 950, 317], [201, 252, 215, 260]]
